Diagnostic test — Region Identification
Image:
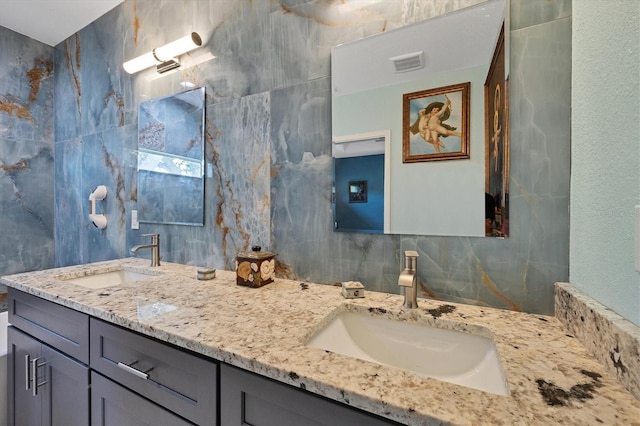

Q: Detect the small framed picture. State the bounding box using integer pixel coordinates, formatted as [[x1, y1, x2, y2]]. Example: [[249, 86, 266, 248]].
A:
[[403, 82, 470, 162], [348, 180, 367, 203]]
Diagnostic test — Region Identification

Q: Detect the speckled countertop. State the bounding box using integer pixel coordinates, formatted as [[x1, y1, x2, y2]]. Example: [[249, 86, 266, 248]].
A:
[[2, 259, 639, 425]]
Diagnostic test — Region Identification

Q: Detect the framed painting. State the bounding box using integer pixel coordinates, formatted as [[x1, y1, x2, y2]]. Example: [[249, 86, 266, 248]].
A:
[[402, 82, 470, 162], [484, 24, 509, 237], [348, 180, 367, 203]]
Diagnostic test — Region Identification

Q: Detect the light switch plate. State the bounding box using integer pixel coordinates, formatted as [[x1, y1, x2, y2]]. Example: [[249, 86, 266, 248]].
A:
[[131, 210, 139, 230], [635, 206, 640, 272]]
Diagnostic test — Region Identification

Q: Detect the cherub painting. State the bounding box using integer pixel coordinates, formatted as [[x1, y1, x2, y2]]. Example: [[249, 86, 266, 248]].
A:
[[403, 82, 470, 162]]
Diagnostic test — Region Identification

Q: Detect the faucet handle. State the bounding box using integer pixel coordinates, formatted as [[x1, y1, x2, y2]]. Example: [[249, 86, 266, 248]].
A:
[[403, 250, 418, 270], [142, 233, 160, 244], [404, 250, 418, 271]]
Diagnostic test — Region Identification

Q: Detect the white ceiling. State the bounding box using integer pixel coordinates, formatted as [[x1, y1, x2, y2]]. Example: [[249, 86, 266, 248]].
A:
[[332, 0, 505, 96], [0, 0, 124, 46]]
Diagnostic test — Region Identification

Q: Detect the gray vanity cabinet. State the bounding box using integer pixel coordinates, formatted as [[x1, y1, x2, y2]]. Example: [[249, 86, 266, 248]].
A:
[[7, 290, 90, 426], [6, 288, 399, 425], [220, 364, 399, 426]]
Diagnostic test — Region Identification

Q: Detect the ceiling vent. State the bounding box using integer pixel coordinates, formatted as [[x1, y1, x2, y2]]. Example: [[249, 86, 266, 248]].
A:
[[389, 51, 424, 73]]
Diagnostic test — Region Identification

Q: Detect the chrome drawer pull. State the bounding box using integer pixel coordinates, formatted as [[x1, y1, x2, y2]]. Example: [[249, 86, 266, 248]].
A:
[[31, 357, 49, 397], [25, 354, 31, 391], [117, 360, 153, 380]]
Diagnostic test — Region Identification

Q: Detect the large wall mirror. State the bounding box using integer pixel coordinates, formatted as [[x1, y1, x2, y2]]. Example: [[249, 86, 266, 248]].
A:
[[331, 0, 509, 237], [137, 87, 205, 226]]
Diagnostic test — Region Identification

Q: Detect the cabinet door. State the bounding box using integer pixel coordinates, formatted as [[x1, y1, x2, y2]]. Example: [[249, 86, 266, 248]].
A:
[[91, 372, 194, 426], [7, 327, 42, 426], [220, 364, 398, 426], [8, 326, 90, 426], [41, 344, 90, 425]]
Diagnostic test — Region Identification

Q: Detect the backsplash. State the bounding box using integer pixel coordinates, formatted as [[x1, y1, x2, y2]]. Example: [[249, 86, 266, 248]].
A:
[[0, 0, 572, 316], [555, 282, 640, 400]]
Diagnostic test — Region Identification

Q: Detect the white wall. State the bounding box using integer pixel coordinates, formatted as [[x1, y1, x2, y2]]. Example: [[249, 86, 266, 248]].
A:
[[332, 65, 487, 236], [571, 0, 640, 326]]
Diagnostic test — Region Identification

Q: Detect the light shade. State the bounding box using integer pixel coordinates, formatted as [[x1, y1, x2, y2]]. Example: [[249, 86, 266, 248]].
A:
[[123, 32, 203, 74], [123, 51, 156, 74]]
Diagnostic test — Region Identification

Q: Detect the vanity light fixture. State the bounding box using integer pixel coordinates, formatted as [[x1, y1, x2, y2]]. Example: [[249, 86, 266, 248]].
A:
[[389, 51, 424, 73], [123, 32, 203, 74]]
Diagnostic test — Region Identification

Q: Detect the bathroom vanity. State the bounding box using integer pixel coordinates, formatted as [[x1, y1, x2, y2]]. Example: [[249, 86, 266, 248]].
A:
[[2, 259, 639, 425], [6, 288, 390, 425]]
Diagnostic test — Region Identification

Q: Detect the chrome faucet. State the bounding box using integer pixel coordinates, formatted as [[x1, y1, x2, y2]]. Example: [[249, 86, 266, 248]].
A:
[[131, 233, 161, 267], [398, 250, 419, 309]]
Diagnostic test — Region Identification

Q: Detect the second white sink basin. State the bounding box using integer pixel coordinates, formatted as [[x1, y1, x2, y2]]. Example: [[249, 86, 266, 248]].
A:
[[307, 309, 509, 396], [63, 270, 156, 289]]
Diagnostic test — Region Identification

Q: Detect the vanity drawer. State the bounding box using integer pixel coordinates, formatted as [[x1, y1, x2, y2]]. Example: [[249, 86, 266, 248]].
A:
[[8, 289, 89, 363], [220, 364, 400, 425], [89, 318, 217, 425], [91, 372, 193, 426]]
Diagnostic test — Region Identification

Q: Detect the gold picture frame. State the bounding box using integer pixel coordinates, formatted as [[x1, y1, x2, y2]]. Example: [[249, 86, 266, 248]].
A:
[[484, 24, 509, 237], [403, 82, 470, 163]]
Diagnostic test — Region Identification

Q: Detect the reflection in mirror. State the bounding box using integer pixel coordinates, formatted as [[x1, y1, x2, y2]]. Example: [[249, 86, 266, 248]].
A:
[[332, 131, 390, 234], [137, 87, 205, 226], [484, 24, 509, 237], [331, 0, 508, 237]]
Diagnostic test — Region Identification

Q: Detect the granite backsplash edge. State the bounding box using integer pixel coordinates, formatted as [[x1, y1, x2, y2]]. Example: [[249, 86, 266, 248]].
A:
[[555, 282, 640, 400]]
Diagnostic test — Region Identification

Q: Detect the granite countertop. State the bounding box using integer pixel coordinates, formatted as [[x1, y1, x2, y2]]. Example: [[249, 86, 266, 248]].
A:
[[2, 259, 639, 425]]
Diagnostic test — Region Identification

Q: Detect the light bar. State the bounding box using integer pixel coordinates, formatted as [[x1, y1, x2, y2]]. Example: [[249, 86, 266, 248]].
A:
[[123, 32, 203, 74]]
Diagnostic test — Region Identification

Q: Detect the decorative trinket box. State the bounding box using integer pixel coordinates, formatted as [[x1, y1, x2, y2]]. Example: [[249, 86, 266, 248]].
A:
[[341, 281, 365, 299], [236, 246, 276, 288]]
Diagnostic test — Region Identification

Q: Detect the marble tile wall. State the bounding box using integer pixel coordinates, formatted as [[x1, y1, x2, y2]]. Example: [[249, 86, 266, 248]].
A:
[[0, 26, 56, 307], [49, 0, 571, 315]]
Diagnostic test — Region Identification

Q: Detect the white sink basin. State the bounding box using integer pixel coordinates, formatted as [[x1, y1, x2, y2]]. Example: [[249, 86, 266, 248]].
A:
[[62, 270, 156, 289], [306, 310, 509, 396]]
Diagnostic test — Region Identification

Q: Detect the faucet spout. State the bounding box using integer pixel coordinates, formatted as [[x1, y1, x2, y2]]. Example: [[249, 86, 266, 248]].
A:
[[398, 250, 419, 309], [130, 233, 161, 267], [131, 244, 154, 252]]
